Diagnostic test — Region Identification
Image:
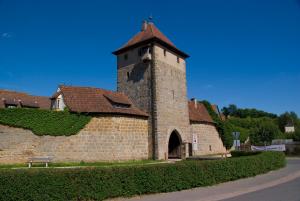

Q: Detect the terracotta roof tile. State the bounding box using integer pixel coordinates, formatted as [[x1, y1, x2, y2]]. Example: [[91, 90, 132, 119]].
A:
[[58, 85, 148, 117], [103, 93, 131, 106], [0, 99, 4, 108], [211, 104, 219, 113], [188, 101, 214, 123], [0, 90, 51, 109], [121, 23, 175, 49], [113, 22, 189, 58]]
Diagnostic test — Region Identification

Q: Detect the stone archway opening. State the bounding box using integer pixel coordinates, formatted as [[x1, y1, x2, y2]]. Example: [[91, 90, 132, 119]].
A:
[[168, 130, 182, 159]]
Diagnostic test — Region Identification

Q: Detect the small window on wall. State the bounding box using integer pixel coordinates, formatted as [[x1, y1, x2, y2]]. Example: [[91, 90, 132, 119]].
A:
[[139, 46, 151, 57], [164, 49, 167, 57], [209, 145, 212, 151], [127, 72, 130, 79], [172, 90, 175, 99], [177, 57, 180, 63], [57, 99, 60, 109], [124, 54, 128, 60]]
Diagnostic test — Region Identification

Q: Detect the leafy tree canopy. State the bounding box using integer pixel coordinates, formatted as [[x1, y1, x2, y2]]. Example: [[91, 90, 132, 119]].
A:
[[221, 104, 277, 119], [277, 111, 299, 132], [200, 100, 233, 149], [249, 119, 281, 145]]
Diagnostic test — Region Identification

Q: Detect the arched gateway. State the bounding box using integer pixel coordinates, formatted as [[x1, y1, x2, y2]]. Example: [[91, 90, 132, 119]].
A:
[[168, 130, 182, 159]]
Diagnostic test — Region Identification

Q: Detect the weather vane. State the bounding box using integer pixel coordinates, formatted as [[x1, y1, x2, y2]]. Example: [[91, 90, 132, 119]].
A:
[[148, 14, 153, 22]]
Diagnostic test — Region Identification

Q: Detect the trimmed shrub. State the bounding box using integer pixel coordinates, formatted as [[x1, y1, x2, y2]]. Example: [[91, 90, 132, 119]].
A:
[[0, 108, 91, 136], [231, 151, 261, 157], [0, 152, 285, 201]]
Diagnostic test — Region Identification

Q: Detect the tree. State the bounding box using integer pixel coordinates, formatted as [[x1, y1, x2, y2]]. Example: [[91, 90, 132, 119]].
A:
[[221, 104, 277, 119], [295, 129, 300, 141], [249, 119, 281, 145], [222, 104, 237, 117], [201, 100, 233, 149], [277, 112, 299, 132]]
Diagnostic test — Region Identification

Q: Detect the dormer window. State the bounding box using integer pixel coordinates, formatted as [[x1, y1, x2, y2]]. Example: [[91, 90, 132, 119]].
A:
[[3, 98, 18, 108], [104, 94, 132, 109], [111, 102, 131, 109]]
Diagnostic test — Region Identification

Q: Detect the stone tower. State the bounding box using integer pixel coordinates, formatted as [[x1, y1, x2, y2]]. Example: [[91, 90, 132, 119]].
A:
[[113, 21, 190, 160]]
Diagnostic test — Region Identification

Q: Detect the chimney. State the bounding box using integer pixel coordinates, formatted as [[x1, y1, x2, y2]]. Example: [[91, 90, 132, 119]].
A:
[[191, 98, 197, 108], [141, 20, 148, 31]]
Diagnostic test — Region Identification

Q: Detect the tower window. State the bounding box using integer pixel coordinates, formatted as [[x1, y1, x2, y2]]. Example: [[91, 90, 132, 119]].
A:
[[127, 72, 130, 79], [164, 49, 167, 57], [177, 57, 180, 63], [139, 46, 152, 57], [124, 54, 128, 60]]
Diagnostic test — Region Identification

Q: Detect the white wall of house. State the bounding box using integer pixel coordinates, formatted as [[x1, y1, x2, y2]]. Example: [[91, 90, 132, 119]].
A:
[[52, 94, 66, 111], [285, 126, 295, 133]]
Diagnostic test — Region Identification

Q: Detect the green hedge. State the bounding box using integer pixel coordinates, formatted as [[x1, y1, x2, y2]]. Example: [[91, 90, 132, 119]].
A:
[[231, 151, 262, 157], [0, 152, 285, 201], [0, 108, 91, 136]]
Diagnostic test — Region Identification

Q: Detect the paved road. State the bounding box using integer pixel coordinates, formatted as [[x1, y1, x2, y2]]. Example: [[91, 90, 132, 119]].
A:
[[223, 177, 300, 201], [109, 158, 300, 201]]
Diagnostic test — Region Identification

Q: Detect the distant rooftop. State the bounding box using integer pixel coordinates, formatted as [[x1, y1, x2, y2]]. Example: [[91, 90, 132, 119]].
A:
[[0, 89, 51, 109]]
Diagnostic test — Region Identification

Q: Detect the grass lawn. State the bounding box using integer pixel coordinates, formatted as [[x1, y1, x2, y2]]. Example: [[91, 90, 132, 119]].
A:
[[0, 160, 165, 169]]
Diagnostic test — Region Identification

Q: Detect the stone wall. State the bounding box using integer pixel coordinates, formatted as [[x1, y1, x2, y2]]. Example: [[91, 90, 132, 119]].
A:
[[117, 49, 152, 113], [0, 115, 149, 164], [152, 45, 191, 159], [117, 46, 154, 159], [191, 122, 226, 155]]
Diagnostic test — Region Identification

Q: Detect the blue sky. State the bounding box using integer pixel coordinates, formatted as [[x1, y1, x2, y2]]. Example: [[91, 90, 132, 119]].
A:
[[0, 0, 300, 115]]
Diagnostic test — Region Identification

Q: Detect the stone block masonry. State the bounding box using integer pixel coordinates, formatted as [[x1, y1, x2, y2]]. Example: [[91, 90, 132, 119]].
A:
[[191, 122, 226, 155], [0, 115, 149, 164], [152, 46, 191, 160]]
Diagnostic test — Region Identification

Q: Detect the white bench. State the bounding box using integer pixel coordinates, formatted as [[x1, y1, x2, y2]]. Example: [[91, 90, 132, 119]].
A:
[[28, 157, 52, 168]]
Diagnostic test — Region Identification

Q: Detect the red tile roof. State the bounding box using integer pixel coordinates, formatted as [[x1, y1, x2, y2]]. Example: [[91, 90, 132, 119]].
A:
[[188, 101, 214, 123], [211, 104, 226, 121], [113, 22, 189, 58], [0, 90, 51, 109], [0, 99, 4, 108], [56, 85, 148, 117], [211, 104, 219, 114]]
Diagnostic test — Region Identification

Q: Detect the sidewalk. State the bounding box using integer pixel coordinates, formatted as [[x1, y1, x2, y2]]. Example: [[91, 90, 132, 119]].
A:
[[108, 158, 300, 201]]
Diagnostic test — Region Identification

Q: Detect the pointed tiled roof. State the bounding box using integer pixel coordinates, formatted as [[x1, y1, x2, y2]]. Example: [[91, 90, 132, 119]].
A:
[[113, 22, 189, 58], [121, 22, 176, 49]]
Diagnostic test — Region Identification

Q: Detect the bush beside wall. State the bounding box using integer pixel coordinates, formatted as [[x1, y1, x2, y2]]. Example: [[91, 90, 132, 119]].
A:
[[0, 108, 91, 136], [0, 152, 285, 201], [231, 151, 261, 157]]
